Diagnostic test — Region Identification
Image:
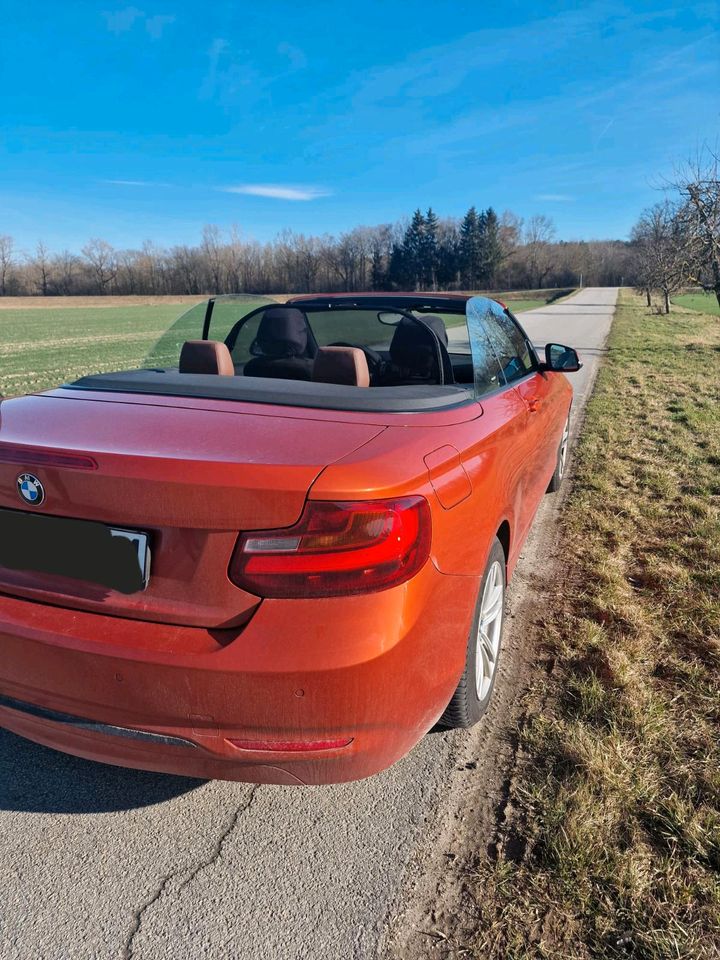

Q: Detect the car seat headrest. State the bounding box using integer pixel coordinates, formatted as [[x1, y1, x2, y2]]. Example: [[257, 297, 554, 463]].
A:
[[418, 314, 449, 346], [179, 340, 235, 376], [312, 346, 370, 387], [251, 307, 310, 359], [389, 316, 446, 376]]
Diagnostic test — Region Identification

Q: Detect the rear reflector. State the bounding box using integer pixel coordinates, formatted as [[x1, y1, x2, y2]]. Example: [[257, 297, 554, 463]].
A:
[[227, 737, 353, 752], [230, 496, 432, 598], [0, 444, 98, 470]]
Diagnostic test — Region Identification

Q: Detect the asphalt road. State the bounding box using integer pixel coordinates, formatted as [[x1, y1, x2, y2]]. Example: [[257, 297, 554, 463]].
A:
[[0, 288, 617, 960]]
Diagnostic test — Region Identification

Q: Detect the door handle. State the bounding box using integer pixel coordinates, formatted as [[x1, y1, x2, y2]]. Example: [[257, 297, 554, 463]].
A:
[[527, 397, 542, 413]]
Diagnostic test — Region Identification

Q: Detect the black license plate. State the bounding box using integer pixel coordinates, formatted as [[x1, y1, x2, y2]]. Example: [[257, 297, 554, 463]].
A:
[[0, 509, 150, 594]]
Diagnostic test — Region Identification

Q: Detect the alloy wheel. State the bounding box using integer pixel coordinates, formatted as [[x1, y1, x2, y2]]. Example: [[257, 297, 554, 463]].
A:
[[475, 560, 504, 700], [558, 416, 570, 478]]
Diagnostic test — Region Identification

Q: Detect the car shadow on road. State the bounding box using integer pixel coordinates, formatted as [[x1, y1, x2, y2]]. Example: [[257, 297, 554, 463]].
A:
[[0, 728, 203, 813]]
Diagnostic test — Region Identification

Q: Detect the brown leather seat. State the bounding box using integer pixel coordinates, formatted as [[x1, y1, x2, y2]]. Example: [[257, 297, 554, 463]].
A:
[[312, 346, 370, 387], [179, 340, 234, 376]]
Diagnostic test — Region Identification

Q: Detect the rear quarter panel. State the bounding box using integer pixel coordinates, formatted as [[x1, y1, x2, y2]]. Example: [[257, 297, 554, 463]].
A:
[[311, 373, 573, 580], [310, 403, 508, 579]]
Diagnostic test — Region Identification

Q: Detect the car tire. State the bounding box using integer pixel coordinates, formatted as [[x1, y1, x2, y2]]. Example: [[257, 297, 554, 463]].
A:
[[546, 411, 571, 493], [439, 537, 506, 729]]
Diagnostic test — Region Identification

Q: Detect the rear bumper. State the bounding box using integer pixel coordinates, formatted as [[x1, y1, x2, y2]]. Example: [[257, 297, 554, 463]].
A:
[[0, 562, 478, 784]]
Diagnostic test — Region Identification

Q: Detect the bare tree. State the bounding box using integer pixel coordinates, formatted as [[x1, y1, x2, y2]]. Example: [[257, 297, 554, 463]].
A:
[[135, 241, 165, 294], [52, 250, 80, 295], [224, 226, 245, 292], [631, 201, 684, 313], [81, 238, 118, 293], [671, 147, 720, 308], [201, 225, 224, 291], [523, 215, 556, 288], [0, 235, 15, 295], [27, 240, 53, 295]]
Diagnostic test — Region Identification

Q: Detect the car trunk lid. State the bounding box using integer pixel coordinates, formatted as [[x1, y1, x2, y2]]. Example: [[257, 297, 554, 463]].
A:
[[0, 392, 385, 628]]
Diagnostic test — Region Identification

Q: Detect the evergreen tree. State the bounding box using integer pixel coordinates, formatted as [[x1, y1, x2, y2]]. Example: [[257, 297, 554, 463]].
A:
[[480, 207, 503, 287], [421, 207, 440, 289], [459, 206, 482, 288], [387, 242, 408, 289], [436, 221, 460, 289], [400, 209, 426, 289]]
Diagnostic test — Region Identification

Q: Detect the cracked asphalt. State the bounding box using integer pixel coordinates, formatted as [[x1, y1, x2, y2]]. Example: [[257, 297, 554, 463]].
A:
[[0, 289, 617, 960]]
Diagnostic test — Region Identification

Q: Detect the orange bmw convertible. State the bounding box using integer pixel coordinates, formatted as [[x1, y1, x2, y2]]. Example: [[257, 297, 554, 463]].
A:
[[0, 293, 580, 784]]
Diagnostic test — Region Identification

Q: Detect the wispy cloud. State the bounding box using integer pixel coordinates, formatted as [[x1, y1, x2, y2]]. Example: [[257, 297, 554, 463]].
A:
[[102, 179, 171, 187], [199, 37, 307, 105], [595, 118, 616, 146], [102, 7, 175, 40], [536, 194, 575, 202], [145, 14, 175, 39], [221, 184, 331, 201], [277, 42, 307, 70], [103, 6, 143, 34]]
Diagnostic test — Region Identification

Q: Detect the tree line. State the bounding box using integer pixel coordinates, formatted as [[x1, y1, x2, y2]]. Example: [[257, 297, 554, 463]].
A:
[[0, 215, 631, 298], [1, 148, 716, 301]]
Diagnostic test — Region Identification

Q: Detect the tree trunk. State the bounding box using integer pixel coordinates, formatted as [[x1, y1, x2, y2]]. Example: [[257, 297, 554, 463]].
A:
[[646, 288, 651, 307], [664, 289, 670, 314]]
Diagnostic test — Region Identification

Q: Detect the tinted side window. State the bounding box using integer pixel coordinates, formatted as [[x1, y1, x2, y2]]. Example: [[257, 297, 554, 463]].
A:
[[465, 299, 505, 398], [483, 303, 536, 384]]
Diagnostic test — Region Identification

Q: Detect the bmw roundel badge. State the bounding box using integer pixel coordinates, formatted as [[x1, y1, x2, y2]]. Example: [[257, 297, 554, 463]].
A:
[[17, 473, 46, 507]]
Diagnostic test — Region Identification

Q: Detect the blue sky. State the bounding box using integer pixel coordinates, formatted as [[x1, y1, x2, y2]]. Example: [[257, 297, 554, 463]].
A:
[[1, 0, 717, 253]]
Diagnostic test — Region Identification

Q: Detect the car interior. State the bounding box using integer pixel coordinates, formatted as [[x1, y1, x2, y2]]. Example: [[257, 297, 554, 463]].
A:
[[67, 295, 535, 415], [177, 302, 475, 389]]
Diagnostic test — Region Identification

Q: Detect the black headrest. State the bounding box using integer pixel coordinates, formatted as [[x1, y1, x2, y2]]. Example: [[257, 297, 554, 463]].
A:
[[389, 316, 447, 375], [250, 307, 309, 359], [419, 314, 449, 346]]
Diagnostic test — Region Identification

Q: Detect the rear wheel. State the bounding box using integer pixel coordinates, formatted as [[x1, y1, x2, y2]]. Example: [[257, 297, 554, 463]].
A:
[[439, 538, 506, 729], [547, 412, 571, 493]]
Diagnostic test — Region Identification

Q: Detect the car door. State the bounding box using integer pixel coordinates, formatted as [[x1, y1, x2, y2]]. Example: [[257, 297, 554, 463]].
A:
[[501, 305, 561, 484], [467, 299, 552, 545], [463, 298, 539, 558]]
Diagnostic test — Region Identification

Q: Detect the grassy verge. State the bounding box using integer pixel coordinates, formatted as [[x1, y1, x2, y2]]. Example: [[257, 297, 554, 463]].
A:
[[485, 289, 576, 313], [503, 299, 547, 313], [463, 290, 720, 958], [672, 293, 720, 316]]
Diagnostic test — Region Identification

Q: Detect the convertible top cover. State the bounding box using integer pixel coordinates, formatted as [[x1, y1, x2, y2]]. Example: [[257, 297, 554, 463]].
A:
[[66, 369, 473, 413]]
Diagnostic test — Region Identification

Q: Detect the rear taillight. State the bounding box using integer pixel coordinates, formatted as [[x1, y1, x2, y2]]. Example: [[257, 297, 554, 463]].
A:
[[229, 496, 432, 598]]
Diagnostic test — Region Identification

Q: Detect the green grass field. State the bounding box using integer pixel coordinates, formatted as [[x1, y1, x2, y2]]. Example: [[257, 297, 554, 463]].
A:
[[0, 292, 556, 398], [0, 299, 269, 397], [451, 290, 720, 958], [672, 292, 720, 315]]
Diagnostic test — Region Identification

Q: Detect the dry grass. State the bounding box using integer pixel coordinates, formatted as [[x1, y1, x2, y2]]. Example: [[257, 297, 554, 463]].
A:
[[456, 290, 720, 958]]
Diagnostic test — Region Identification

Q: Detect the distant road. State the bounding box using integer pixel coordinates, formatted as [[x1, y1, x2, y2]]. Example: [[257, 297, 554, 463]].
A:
[[0, 289, 617, 960]]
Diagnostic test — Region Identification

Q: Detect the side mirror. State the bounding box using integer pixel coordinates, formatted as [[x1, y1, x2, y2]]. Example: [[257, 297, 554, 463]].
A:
[[542, 343, 583, 372]]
